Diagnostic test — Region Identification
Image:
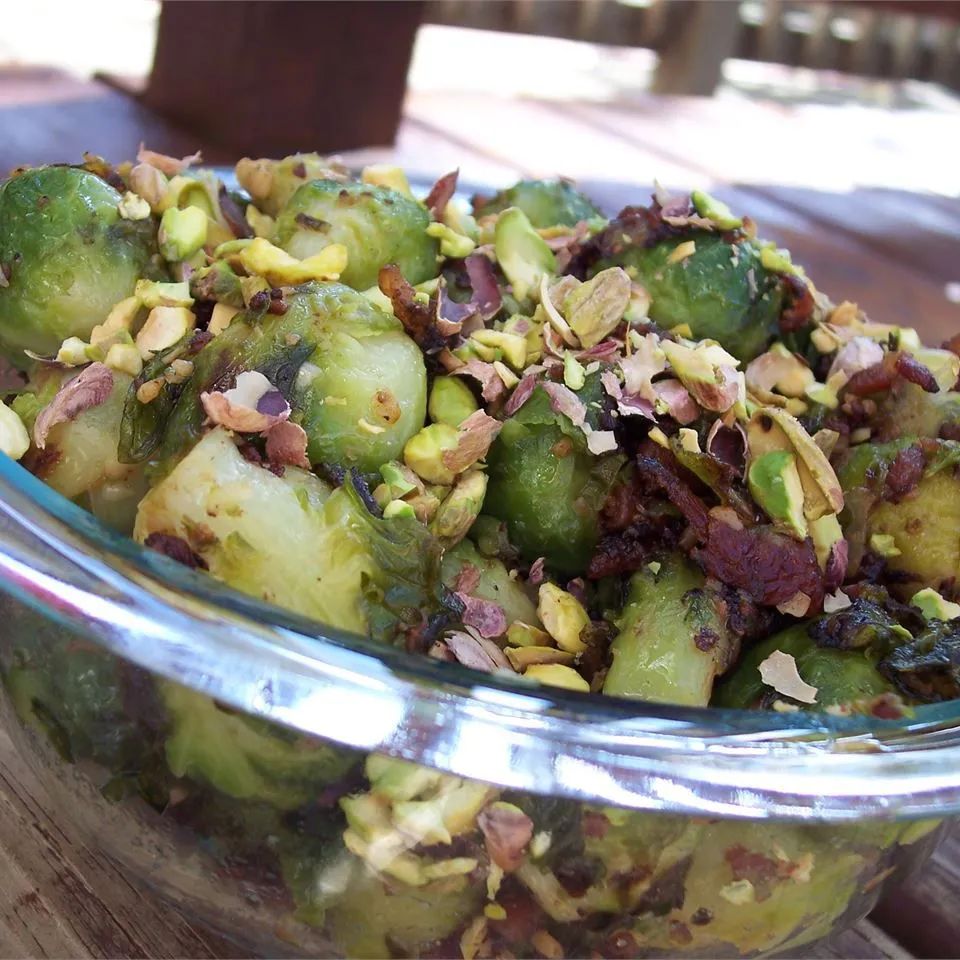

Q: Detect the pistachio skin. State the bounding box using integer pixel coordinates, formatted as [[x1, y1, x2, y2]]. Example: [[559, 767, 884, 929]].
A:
[[0, 166, 156, 360], [274, 180, 439, 291]]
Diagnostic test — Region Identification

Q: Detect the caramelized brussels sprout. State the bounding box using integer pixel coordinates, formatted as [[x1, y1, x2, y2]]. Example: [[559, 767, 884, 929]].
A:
[[0, 166, 156, 359], [274, 180, 439, 290], [836, 439, 960, 596], [120, 282, 427, 472], [593, 234, 783, 361], [604, 553, 735, 706], [713, 622, 893, 710], [134, 428, 444, 641], [476, 179, 602, 228], [484, 377, 624, 576]]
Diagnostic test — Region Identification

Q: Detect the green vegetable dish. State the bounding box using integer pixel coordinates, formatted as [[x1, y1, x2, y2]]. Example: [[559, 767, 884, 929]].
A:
[[0, 150, 953, 957]]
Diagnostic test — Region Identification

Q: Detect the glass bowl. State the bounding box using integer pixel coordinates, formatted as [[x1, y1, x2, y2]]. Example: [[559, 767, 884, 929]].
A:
[[1, 452, 959, 959]]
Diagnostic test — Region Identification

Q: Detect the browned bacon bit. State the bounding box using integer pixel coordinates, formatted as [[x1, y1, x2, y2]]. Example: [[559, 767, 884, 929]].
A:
[[143, 532, 208, 570], [724, 845, 780, 902], [34, 362, 114, 449], [844, 359, 896, 397], [563, 205, 665, 279], [941, 332, 960, 357], [478, 804, 534, 872], [378, 264, 445, 353], [895, 352, 939, 392], [884, 443, 926, 502], [587, 534, 649, 579], [465, 253, 502, 320], [636, 452, 824, 610], [424, 169, 459, 220], [778, 273, 815, 333]]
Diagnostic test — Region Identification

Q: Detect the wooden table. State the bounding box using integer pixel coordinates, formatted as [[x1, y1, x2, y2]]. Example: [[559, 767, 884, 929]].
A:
[[1, 67, 960, 959]]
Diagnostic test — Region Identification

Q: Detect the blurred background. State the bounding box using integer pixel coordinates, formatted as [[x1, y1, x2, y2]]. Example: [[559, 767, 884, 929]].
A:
[[1, 0, 959, 334]]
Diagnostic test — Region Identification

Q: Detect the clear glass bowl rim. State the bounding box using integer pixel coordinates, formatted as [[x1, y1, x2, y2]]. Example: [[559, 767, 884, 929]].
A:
[[4, 435, 960, 823]]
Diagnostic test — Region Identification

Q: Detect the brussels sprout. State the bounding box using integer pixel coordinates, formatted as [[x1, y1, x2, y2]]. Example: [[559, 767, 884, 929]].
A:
[[476, 179, 602, 228], [714, 623, 893, 710], [442, 539, 539, 625], [836, 439, 960, 595], [0, 166, 156, 359], [872, 381, 960, 441], [593, 233, 783, 362], [160, 680, 354, 809], [273, 180, 439, 291], [484, 377, 624, 576], [236, 153, 346, 217], [121, 282, 427, 473], [134, 428, 445, 641], [603, 553, 736, 706]]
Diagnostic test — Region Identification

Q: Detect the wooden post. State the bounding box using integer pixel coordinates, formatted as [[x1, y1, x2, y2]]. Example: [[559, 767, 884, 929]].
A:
[[142, 1, 424, 157], [650, 0, 742, 97]]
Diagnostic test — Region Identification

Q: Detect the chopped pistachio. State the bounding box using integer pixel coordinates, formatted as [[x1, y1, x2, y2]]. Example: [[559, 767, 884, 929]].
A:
[[804, 379, 840, 410], [380, 461, 421, 498], [666, 240, 696, 264], [484, 903, 507, 921], [104, 342, 143, 377], [720, 879, 756, 905], [442, 199, 480, 241], [208, 302, 241, 336], [911, 588, 960, 621], [117, 190, 152, 221], [506, 646, 575, 670], [429, 376, 479, 427], [361, 164, 412, 196], [159, 205, 208, 261], [563, 266, 631, 348], [128, 162, 168, 210], [869, 533, 901, 558], [506, 621, 551, 647], [494, 207, 556, 302], [678, 427, 701, 454], [136, 379, 164, 404], [239, 237, 347, 285], [563, 352, 586, 391], [647, 426, 670, 448], [403, 423, 460, 485], [748, 450, 808, 540], [383, 499, 417, 520], [432, 470, 488, 544], [471, 329, 527, 370], [524, 663, 590, 692], [493, 360, 519, 389], [537, 583, 589, 654], [914, 347, 960, 393], [135, 279, 194, 309], [55, 336, 91, 366], [90, 295, 142, 347], [760, 244, 800, 276], [426, 221, 476, 259], [849, 427, 872, 445], [160, 174, 215, 217], [0, 400, 30, 460], [539, 275, 580, 347], [357, 417, 386, 435], [244, 204, 275, 238], [810, 513, 844, 571], [691, 189, 743, 230], [135, 306, 196, 359]]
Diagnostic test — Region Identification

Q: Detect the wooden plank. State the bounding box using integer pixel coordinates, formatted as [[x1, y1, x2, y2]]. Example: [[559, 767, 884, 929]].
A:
[[873, 828, 960, 960], [0, 729, 234, 959]]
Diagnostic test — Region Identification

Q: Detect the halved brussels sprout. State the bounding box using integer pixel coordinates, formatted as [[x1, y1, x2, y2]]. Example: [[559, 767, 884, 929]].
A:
[[604, 553, 735, 706], [274, 180, 439, 290], [0, 166, 156, 359], [476, 179, 602, 228], [121, 282, 427, 473], [133, 428, 444, 641]]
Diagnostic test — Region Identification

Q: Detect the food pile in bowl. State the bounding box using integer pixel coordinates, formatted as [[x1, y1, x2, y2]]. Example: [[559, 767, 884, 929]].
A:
[[0, 149, 956, 957]]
